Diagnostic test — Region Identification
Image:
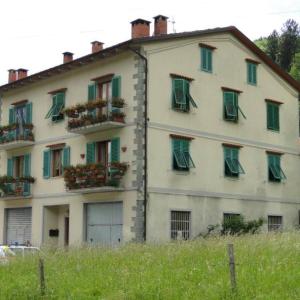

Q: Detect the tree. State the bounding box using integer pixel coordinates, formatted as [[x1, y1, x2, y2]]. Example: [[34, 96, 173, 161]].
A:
[[266, 30, 279, 63], [289, 52, 300, 81], [278, 19, 300, 72]]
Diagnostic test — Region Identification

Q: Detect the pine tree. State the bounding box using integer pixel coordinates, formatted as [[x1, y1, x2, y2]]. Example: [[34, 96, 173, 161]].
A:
[[265, 30, 279, 63]]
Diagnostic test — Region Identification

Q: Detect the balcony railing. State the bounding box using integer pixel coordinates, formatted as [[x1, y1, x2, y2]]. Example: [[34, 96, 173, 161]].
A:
[[0, 123, 34, 150], [0, 176, 35, 198], [64, 162, 128, 192], [64, 98, 126, 134]]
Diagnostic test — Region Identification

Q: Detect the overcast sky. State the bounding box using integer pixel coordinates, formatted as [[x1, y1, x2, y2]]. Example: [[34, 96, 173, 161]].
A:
[[0, 0, 299, 85]]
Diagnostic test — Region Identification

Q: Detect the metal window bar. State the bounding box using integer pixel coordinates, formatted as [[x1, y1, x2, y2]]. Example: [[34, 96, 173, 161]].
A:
[[45, 104, 56, 119], [269, 163, 286, 180], [238, 106, 246, 119], [232, 158, 245, 174], [268, 216, 282, 231], [183, 151, 195, 168], [171, 211, 191, 240], [188, 93, 198, 108]]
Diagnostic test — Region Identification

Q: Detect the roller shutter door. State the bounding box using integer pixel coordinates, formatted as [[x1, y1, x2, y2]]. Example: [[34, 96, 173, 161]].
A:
[[6, 208, 32, 245], [86, 202, 122, 246]]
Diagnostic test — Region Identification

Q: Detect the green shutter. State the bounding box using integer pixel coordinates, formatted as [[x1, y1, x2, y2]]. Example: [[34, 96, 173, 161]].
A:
[[247, 63, 257, 85], [7, 158, 14, 176], [25, 103, 32, 124], [224, 92, 238, 120], [43, 150, 51, 179], [273, 104, 279, 131], [53, 93, 65, 115], [88, 83, 96, 101], [267, 102, 279, 131], [86, 142, 96, 164], [110, 138, 120, 163], [207, 49, 212, 71], [252, 64, 257, 84], [173, 79, 186, 110], [62, 146, 70, 169], [9, 108, 15, 124], [23, 154, 31, 195], [112, 76, 121, 99], [201, 48, 207, 70]]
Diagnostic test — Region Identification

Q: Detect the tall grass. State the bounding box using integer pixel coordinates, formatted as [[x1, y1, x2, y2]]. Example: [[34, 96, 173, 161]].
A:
[[1, 233, 300, 299]]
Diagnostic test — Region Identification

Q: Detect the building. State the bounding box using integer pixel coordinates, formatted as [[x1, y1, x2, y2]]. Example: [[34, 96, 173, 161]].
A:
[[0, 16, 299, 246]]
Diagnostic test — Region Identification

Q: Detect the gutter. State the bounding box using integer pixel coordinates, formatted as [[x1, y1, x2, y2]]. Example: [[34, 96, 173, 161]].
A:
[[128, 47, 148, 242]]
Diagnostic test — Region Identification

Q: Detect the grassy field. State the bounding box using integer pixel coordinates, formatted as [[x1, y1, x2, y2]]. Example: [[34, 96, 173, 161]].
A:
[[1, 233, 300, 299]]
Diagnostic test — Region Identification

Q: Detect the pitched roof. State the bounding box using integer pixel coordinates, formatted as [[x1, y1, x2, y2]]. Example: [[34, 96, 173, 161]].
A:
[[1, 26, 299, 93]]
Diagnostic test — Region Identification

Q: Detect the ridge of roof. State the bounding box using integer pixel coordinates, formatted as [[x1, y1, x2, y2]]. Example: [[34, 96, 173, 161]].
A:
[[1, 26, 299, 93]]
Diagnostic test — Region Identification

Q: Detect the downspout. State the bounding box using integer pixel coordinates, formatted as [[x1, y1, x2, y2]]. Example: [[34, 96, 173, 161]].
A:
[[128, 47, 148, 241]]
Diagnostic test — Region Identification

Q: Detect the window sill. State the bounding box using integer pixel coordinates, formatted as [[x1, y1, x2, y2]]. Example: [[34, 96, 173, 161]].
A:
[[200, 68, 213, 74], [247, 82, 257, 86], [267, 128, 280, 133], [224, 176, 240, 181]]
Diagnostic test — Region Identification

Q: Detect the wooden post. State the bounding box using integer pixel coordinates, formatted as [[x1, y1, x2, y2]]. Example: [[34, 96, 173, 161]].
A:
[[39, 258, 45, 296], [227, 243, 237, 291]]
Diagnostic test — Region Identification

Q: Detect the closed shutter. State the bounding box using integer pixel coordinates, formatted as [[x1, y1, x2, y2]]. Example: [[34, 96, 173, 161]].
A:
[[207, 49, 212, 71], [112, 76, 121, 99], [252, 64, 257, 84], [247, 63, 252, 83], [9, 108, 15, 124], [273, 104, 279, 130], [184, 80, 190, 111], [110, 138, 120, 162], [267, 103, 273, 129], [201, 48, 207, 70], [23, 154, 31, 195], [7, 158, 14, 176], [25, 103, 32, 124], [86, 202, 123, 246], [6, 208, 32, 245], [86, 142, 96, 164], [43, 150, 51, 179], [62, 146, 70, 169]]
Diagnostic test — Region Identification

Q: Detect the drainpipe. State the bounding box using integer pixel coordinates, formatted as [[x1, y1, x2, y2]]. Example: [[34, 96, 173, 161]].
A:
[[128, 47, 148, 242]]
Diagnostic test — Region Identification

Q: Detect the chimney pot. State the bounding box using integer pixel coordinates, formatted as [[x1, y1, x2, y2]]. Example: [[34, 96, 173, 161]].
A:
[[17, 68, 28, 80], [8, 69, 17, 83], [63, 52, 74, 63], [131, 18, 151, 39], [91, 41, 104, 53], [153, 15, 168, 35]]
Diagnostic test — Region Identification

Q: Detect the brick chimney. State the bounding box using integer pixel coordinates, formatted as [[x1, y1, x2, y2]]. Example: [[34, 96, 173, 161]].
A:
[[63, 52, 73, 63], [17, 68, 28, 80], [8, 69, 17, 83], [153, 15, 168, 35], [91, 41, 104, 53], [131, 19, 151, 39]]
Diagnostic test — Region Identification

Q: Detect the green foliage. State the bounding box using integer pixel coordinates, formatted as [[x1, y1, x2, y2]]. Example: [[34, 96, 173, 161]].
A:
[[1, 234, 300, 299], [222, 215, 264, 235], [266, 30, 279, 63], [254, 37, 268, 52], [289, 52, 300, 81]]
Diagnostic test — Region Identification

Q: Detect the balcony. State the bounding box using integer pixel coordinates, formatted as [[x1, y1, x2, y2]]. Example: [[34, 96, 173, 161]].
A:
[[0, 124, 34, 150], [64, 98, 126, 135], [0, 176, 35, 199], [64, 162, 128, 193]]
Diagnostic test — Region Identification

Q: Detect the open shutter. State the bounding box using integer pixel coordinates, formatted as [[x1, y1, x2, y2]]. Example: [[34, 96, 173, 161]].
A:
[[86, 142, 96, 164], [224, 92, 237, 120], [54, 93, 65, 115], [23, 154, 31, 195], [25, 102, 32, 124], [88, 83, 96, 101], [184, 80, 190, 111], [43, 150, 51, 179], [112, 76, 121, 99], [7, 158, 14, 176], [9, 108, 15, 124], [62, 147, 70, 170], [110, 138, 120, 163]]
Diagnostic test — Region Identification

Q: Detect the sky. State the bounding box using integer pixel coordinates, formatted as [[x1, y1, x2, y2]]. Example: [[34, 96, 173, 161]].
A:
[[0, 0, 299, 85]]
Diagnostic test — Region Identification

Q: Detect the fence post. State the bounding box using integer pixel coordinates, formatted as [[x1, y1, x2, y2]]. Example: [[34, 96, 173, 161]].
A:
[[39, 258, 46, 296], [227, 243, 237, 291]]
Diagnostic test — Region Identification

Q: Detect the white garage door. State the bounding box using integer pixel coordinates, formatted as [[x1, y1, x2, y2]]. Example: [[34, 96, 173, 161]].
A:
[[86, 202, 123, 246], [6, 208, 32, 245]]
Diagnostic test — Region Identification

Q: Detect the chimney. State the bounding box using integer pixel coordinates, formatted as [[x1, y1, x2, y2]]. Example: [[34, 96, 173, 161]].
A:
[[131, 19, 151, 39], [17, 68, 28, 80], [153, 15, 168, 35], [8, 69, 17, 83], [91, 41, 104, 53], [63, 52, 73, 63]]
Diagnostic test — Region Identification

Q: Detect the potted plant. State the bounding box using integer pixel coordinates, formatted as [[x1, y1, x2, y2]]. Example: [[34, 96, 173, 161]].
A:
[[112, 98, 125, 108], [110, 111, 125, 123]]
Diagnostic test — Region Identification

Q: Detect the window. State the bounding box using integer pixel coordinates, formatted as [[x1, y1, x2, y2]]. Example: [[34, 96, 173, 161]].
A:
[[43, 146, 70, 179], [266, 101, 279, 131], [267, 153, 286, 182], [247, 62, 257, 85], [223, 146, 245, 177], [7, 154, 31, 195], [172, 137, 195, 171], [223, 91, 246, 122], [172, 78, 197, 112], [86, 138, 120, 165], [88, 76, 121, 116], [201, 47, 212, 72], [45, 92, 65, 122], [171, 211, 191, 240], [268, 215, 282, 231]]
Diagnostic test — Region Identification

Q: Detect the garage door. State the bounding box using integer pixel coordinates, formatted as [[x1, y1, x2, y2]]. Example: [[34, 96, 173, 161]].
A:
[[6, 208, 32, 245], [86, 202, 122, 246]]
